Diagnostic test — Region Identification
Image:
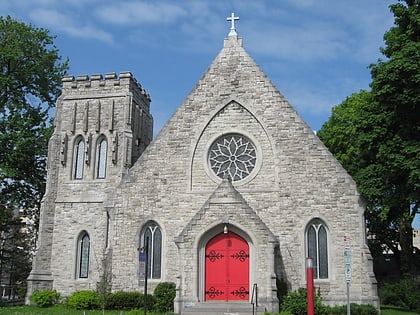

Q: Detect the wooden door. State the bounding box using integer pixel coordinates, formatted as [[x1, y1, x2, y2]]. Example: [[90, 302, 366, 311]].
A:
[[205, 231, 249, 301]]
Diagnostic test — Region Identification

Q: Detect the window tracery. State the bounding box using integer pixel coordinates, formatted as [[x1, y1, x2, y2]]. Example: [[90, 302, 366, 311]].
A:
[[74, 137, 85, 179], [141, 222, 162, 279], [208, 134, 256, 182], [96, 136, 107, 179], [78, 232, 90, 278], [306, 219, 329, 279]]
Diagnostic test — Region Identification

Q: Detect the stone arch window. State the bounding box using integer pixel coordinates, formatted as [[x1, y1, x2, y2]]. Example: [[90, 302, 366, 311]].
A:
[[96, 135, 108, 179], [306, 219, 329, 279], [77, 231, 90, 278], [140, 221, 162, 279], [74, 136, 85, 179]]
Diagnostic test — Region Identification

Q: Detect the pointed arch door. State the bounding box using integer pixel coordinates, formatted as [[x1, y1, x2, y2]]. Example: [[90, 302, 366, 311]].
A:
[[205, 231, 249, 301]]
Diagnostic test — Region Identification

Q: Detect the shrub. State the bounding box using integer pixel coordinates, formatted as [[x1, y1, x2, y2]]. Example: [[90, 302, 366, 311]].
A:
[[280, 288, 326, 315], [67, 290, 100, 310], [105, 291, 155, 310], [349, 304, 378, 315], [140, 293, 156, 310], [379, 278, 420, 311], [106, 291, 142, 310], [153, 282, 176, 312], [325, 304, 378, 315], [30, 289, 60, 307]]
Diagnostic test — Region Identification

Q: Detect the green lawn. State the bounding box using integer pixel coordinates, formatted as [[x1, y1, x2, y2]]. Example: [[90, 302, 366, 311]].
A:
[[0, 304, 169, 315], [0, 305, 418, 315], [380, 306, 419, 315]]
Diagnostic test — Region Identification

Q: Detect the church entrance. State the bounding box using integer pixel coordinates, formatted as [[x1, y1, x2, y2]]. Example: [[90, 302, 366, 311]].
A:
[[205, 231, 249, 301]]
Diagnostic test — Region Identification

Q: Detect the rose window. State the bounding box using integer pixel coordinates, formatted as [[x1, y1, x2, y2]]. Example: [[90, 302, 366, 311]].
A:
[[208, 134, 257, 182]]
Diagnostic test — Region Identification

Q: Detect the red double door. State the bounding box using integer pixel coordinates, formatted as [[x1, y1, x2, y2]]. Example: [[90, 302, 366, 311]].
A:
[[205, 231, 249, 301]]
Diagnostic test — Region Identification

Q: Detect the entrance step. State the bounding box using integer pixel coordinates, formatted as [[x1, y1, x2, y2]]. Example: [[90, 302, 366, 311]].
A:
[[181, 301, 265, 315]]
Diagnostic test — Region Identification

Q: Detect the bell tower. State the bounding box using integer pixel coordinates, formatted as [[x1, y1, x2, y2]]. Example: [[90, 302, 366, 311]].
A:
[[27, 72, 153, 298], [58, 71, 153, 178]]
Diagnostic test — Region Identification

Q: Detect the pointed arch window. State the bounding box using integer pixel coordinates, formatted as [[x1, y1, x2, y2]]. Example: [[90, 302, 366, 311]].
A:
[[141, 221, 162, 279], [306, 219, 329, 279], [96, 136, 108, 179], [78, 232, 90, 278], [74, 137, 85, 179]]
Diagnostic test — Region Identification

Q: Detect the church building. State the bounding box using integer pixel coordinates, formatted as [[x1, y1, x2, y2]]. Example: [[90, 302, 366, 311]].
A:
[[27, 15, 379, 314]]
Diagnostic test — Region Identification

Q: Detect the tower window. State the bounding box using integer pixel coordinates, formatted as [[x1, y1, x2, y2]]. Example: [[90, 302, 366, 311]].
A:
[[74, 137, 85, 179], [306, 219, 329, 279], [96, 136, 108, 179]]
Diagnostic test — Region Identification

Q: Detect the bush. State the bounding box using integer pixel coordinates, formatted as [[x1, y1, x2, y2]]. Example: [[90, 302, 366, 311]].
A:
[[67, 290, 100, 310], [325, 304, 378, 315], [154, 282, 176, 312], [139, 293, 156, 310], [280, 288, 326, 315], [379, 278, 420, 311], [105, 291, 155, 310], [30, 289, 60, 307], [106, 291, 142, 310], [349, 304, 379, 315]]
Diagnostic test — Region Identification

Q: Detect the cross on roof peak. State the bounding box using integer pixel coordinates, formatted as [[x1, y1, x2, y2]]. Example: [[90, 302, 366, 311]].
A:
[[226, 12, 239, 36]]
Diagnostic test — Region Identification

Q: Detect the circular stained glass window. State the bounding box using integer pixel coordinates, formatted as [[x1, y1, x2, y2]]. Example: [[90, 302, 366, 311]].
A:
[[208, 134, 257, 182]]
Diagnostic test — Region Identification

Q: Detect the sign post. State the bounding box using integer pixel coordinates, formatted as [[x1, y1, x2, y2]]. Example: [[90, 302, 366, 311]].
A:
[[344, 236, 352, 315], [139, 237, 149, 315], [306, 258, 314, 315]]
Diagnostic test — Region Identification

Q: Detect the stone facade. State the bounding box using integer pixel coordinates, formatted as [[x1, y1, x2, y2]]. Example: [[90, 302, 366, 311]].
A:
[[27, 32, 378, 313]]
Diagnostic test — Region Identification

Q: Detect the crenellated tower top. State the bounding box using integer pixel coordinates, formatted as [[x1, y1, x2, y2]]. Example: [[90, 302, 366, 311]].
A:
[[52, 70, 153, 183], [61, 71, 151, 109]]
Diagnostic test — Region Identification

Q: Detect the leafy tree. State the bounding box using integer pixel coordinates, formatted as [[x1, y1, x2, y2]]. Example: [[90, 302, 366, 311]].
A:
[[368, 0, 420, 274], [0, 16, 68, 285], [318, 0, 419, 276]]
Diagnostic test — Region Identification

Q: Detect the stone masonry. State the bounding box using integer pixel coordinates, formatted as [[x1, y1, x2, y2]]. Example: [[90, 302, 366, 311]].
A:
[[27, 28, 378, 314]]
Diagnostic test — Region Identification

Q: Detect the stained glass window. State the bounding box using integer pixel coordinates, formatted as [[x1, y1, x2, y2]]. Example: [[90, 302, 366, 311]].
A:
[[96, 137, 107, 179], [74, 137, 85, 179], [79, 232, 90, 278], [142, 222, 162, 279], [208, 134, 256, 182], [306, 219, 329, 279]]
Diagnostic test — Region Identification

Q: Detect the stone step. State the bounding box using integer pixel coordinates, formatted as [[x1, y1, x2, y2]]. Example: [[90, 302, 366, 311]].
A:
[[181, 301, 265, 315]]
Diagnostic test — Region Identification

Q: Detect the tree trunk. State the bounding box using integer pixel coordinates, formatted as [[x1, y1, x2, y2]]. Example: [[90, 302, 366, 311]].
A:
[[399, 216, 413, 276]]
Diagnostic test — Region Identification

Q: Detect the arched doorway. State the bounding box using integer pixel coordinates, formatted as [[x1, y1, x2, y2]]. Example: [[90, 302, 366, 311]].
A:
[[205, 231, 249, 301]]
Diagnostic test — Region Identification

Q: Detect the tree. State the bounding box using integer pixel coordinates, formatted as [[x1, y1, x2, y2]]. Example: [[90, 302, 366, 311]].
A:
[[368, 0, 420, 275], [318, 0, 419, 276], [0, 16, 68, 286], [317, 91, 404, 262]]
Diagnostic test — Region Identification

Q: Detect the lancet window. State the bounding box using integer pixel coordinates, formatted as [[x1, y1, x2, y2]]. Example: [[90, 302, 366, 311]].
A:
[[78, 232, 90, 278], [96, 136, 108, 179], [74, 136, 85, 179], [140, 221, 162, 279], [306, 219, 329, 279]]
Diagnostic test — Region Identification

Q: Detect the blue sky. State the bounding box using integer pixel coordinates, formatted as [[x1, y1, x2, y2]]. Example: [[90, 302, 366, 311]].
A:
[[1, 0, 395, 133]]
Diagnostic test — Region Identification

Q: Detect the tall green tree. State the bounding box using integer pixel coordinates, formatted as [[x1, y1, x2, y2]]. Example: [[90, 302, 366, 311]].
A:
[[318, 0, 419, 275], [0, 16, 68, 285]]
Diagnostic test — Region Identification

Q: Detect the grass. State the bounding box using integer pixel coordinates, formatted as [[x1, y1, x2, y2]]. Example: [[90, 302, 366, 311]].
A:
[[380, 306, 420, 315], [0, 304, 171, 315], [0, 305, 418, 315]]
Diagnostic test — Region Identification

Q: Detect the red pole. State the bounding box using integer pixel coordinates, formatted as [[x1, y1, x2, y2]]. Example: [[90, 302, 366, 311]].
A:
[[306, 258, 314, 315]]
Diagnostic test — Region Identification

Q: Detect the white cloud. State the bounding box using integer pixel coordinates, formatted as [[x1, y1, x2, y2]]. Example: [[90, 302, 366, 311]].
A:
[[29, 8, 113, 43], [245, 22, 347, 62], [95, 2, 187, 25]]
